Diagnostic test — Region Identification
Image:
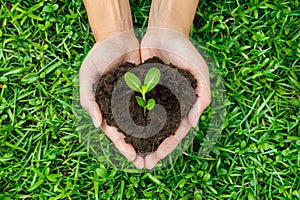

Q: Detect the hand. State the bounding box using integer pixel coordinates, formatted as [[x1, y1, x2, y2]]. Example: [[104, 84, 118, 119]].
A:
[[79, 31, 144, 169], [140, 28, 211, 169]]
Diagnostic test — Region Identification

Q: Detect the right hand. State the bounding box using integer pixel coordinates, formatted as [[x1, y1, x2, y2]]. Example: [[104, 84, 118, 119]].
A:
[[79, 31, 144, 169], [140, 28, 211, 169]]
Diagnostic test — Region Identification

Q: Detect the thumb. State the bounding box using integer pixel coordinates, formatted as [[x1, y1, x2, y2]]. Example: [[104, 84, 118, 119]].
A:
[[80, 95, 102, 128], [188, 98, 203, 128], [86, 100, 102, 128], [79, 69, 103, 128], [188, 78, 211, 127], [188, 93, 211, 127], [79, 59, 102, 128]]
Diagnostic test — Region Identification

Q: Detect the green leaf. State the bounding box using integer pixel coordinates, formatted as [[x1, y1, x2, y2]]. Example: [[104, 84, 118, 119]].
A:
[[28, 2, 44, 12], [32, 168, 45, 178], [207, 186, 218, 195], [247, 192, 255, 200], [126, 186, 136, 199], [96, 165, 107, 179], [135, 96, 146, 107], [202, 173, 211, 182], [0, 77, 8, 82], [4, 141, 26, 153], [43, 4, 59, 12], [3, 67, 28, 76], [143, 191, 153, 198], [146, 99, 155, 110], [144, 67, 160, 92], [21, 73, 38, 84], [124, 72, 142, 92], [146, 173, 161, 185], [28, 179, 44, 192], [47, 174, 60, 182]]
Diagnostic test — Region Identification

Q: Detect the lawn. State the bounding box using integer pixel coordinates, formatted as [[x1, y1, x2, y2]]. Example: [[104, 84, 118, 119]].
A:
[[0, 0, 300, 199]]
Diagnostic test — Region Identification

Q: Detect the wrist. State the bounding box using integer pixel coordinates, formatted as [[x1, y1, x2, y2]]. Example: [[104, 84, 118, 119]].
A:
[[93, 19, 133, 42], [148, 0, 198, 36], [148, 20, 189, 36], [83, 0, 133, 42]]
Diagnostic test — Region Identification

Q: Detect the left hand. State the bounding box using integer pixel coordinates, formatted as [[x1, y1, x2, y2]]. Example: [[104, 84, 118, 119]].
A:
[[140, 28, 211, 169], [80, 31, 144, 169]]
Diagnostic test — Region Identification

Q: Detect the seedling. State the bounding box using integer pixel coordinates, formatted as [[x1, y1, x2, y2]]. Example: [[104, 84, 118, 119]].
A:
[[124, 67, 161, 116]]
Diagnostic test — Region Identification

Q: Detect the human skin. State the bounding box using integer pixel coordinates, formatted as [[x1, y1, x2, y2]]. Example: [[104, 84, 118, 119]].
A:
[[81, 0, 211, 169], [141, 0, 211, 169], [82, 0, 133, 42], [147, 0, 199, 35], [80, 0, 144, 168]]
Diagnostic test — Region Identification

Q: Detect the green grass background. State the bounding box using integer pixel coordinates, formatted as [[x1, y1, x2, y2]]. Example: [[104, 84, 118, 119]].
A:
[[0, 0, 299, 199]]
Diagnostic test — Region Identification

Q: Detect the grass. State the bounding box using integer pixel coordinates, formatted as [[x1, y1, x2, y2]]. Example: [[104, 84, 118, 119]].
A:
[[0, 0, 299, 199]]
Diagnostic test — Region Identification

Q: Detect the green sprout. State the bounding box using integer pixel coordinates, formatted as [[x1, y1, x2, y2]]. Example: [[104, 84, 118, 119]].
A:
[[124, 67, 161, 116]]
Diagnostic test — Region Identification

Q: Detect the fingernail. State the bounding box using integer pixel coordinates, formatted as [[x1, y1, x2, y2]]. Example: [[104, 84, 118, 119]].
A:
[[92, 112, 101, 128], [92, 117, 100, 128], [192, 116, 199, 127], [190, 107, 201, 127], [92, 103, 101, 128]]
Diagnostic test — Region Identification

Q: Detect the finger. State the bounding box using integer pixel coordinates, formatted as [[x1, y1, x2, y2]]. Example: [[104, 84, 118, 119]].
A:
[[174, 117, 191, 141], [145, 118, 191, 169], [89, 101, 102, 128], [79, 66, 103, 127], [188, 78, 211, 127], [145, 136, 180, 169], [184, 58, 211, 127], [188, 63, 210, 96], [188, 95, 211, 128], [132, 155, 144, 169], [101, 122, 137, 162], [145, 152, 160, 170], [156, 118, 191, 159], [188, 98, 201, 128], [140, 48, 163, 62], [156, 136, 179, 159]]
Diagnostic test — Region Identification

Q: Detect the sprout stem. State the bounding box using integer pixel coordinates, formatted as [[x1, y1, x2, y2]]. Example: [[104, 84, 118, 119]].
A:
[[142, 93, 146, 116]]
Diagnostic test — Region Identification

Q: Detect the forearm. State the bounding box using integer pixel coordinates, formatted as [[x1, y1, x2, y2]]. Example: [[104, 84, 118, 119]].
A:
[[83, 0, 133, 42], [148, 0, 198, 35]]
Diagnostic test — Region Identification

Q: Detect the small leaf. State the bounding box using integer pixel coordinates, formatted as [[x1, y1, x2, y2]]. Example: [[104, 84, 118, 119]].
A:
[[0, 77, 8, 82], [202, 173, 211, 182], [124, 72, 142, 92], [47, 174, 60, 182], [96, 165, 107, 179], [247, 192, 255, 200], [43, 4, 59, 12], [135, 96, 146, 107], [143, 191, 152, 198], [21, 73, 38, 84], [32, 168, 44, 178], [144, 68, 160, 92], [146, 173, 161, 185], [146, 99, 155, 110], [28, 179, 44, 192]]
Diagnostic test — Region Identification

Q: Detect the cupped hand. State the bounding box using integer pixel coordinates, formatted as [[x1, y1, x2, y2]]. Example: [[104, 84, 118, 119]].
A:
[[140, 28, 211, 169], [79, 31, 144, 169]]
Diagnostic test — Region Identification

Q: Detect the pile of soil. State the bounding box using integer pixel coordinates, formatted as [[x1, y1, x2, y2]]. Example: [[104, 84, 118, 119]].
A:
[[95, 57, 197, 155]]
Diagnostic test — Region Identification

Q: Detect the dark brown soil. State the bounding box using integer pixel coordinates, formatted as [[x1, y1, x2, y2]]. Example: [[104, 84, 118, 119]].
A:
[[95, 57, 197, 155]]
